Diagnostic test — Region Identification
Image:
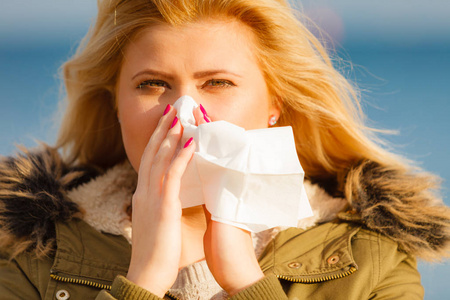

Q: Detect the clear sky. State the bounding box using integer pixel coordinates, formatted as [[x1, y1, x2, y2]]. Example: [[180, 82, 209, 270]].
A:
[[1, 0, 450, 47]]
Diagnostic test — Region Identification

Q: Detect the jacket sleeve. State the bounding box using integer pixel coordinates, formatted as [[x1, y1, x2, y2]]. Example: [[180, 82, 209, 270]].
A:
[[96, 274, 288, 300], [368, 256, 424, 299], [230, 274, 288, 300], [0, 258, 41, 299], [96, 275, 165, 300]]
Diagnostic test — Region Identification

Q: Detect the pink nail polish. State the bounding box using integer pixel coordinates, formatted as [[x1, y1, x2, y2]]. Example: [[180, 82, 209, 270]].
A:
[[200, 104, 208, 117], [184, 137, 193, 148], [200, 104, 210, 123], [163, 104, 171, 116], [170, 116, 178, 129]]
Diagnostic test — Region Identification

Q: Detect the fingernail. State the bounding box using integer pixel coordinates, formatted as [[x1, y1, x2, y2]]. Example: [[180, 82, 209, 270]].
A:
[[184, 137, 193, 148], [170, 116, 178, 129], [163, 104, 171, 116], [200, 104, 210, 123], [200, 104, 208, 117]]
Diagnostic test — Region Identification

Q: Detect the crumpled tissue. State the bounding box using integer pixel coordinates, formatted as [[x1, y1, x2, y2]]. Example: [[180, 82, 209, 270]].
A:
[[173, 95, 313, 232]]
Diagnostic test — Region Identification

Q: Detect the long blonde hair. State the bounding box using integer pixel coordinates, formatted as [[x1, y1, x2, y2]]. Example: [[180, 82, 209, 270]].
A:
[[56, 0, 435, 194]]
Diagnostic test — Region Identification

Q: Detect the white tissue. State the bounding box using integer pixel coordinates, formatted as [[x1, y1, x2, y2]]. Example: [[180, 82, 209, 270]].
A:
[[173, 95, 313, 232]]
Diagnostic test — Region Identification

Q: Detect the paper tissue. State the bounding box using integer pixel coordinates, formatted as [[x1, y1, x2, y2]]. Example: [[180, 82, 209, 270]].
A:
[[173, 95, 312, 232]]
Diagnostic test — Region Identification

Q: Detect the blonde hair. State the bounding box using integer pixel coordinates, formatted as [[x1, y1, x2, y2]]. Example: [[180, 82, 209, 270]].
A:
[[57, 0, 437, 194]]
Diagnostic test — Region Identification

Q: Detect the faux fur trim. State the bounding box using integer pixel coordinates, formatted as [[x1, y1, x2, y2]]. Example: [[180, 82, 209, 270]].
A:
[[67, 162, 136, 244], [1, 146, 449, 261], [0, 145, 100, 259], [345, 160, 450, 260]]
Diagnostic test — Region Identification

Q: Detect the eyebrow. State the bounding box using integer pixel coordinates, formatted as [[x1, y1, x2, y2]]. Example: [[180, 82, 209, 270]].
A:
[[132, 69, 174, 81], [132, 69, 242, 81], [193, 70, 242, 79]]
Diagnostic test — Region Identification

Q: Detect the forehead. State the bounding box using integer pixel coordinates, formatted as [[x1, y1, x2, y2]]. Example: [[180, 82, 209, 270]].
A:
[[122, 18, 259, 70]]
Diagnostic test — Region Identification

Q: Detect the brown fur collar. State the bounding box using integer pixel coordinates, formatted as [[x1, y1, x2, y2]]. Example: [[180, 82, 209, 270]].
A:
[[0, 146, 100, 259], [344, 161, 450, 260], [0, 146, 448, 260]]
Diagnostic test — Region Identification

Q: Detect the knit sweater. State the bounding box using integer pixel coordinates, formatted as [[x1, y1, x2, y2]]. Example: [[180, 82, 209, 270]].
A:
[[168, 260, 227, 299]]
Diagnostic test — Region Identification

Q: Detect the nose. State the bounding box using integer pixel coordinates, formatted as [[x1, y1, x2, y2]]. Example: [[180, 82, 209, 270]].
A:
[[170, 84, 202, 105]]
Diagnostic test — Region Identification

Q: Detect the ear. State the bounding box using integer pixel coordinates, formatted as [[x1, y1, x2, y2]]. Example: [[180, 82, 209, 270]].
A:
[[268, 96, 282, 121]]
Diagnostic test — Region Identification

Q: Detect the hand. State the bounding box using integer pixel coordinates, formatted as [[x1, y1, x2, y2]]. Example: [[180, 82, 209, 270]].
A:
[[202, 208, 265, 296], [126, 106, 195, 297], [194, 105, 265, 296]]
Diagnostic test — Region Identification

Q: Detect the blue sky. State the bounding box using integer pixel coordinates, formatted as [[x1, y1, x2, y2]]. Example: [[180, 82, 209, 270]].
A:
[[1, 0, 450, 47], [302, 0, 450, 46]]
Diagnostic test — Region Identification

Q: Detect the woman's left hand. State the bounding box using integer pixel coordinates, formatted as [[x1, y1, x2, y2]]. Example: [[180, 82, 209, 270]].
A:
[[203, 209, 265, 296], [193, 106, 265, 296]]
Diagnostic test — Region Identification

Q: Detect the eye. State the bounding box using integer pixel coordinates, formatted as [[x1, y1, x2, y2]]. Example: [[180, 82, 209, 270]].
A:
[[136, 80, 170, 89], [204, 79, 235, 88]]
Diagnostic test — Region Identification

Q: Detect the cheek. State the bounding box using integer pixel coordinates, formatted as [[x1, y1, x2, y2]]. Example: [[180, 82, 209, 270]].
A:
[[122, 119, 151, 170], [213, 88, 270, 130], [118, 97, 161, 171], [236, 74, 271, 129], [207, 98, 268, 130]]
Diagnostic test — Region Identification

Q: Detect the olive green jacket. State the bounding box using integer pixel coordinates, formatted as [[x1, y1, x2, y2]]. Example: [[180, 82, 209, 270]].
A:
[[1, 217, 422, 300], [0, 147, 447, 299]]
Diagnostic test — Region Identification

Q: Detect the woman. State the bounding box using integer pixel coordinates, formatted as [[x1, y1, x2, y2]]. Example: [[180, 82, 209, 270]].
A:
[[0, 0, 448, 299]]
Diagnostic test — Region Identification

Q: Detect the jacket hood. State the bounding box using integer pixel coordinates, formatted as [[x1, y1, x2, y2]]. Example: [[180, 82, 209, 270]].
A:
[[0, 146, 100, 258], [342, 160, 449, 260], [0, 145, 448, 260]]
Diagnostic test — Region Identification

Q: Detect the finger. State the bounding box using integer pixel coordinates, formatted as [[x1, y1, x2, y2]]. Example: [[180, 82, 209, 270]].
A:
[[148, 116, 183, 191], [199, 104, 212, 123], [161, 138, 196, 206], [136, 105, 176, 190], [193, 107, 207, 126], [194, 104, 211, 126]]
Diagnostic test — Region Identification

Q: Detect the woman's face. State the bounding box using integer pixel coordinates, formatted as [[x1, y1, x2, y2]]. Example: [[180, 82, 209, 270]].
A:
[[117, 19, 280, 171]]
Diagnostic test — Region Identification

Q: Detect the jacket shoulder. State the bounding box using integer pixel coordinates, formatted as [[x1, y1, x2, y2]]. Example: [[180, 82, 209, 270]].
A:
[[0, 145, 100, 259], [259, 223, 423, 299]]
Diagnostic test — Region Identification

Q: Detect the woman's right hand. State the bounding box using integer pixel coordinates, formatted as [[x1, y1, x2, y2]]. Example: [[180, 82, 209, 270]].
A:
[[126, 105, 195, 297]]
